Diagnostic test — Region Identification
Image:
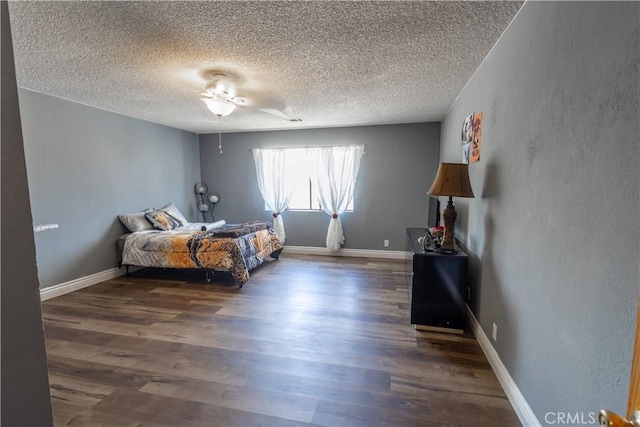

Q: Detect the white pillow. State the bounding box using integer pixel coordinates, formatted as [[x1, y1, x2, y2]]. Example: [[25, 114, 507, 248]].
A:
[[118, 209, 154, 232], [159, 202, 189, 225], [203, 220, 226, 231]]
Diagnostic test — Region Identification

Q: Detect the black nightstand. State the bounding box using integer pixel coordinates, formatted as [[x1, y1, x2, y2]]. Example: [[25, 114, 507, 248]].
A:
[[406, 227, 468, 334]]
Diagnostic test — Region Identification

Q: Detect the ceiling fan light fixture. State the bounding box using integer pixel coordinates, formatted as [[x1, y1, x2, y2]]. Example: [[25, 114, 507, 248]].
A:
[[202, 97, 236, 117]]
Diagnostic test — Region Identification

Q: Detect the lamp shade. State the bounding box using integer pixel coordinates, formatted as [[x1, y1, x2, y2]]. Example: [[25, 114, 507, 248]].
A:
[[427, 163, 475, 198], [202, 97, 236, 117]]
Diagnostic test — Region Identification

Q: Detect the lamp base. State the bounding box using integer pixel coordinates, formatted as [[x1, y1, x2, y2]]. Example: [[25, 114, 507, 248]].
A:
[[437, 247, 458, 255], [439, 196, 457, 255]]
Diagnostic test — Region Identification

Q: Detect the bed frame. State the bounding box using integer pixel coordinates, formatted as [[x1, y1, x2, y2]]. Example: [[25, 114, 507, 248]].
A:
[[120, 248, 282, 288]]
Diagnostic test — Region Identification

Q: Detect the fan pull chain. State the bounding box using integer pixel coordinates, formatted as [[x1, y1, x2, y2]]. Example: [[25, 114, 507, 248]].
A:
[[217, 115, 223, 154]]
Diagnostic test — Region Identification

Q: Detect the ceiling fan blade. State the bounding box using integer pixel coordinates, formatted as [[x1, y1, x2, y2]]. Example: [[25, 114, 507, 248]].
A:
[[257, 107, 301, 122]]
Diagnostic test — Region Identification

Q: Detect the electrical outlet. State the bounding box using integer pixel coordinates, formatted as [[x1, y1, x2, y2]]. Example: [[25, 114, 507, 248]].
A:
[[383, 239, 389, 247], [492, 323, 498, 342], [467, 287, 471, 301]]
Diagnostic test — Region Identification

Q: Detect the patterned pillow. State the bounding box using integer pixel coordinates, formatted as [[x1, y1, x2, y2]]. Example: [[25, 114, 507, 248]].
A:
[[145, 210, 184, 231], [159, 202, 189, 225]]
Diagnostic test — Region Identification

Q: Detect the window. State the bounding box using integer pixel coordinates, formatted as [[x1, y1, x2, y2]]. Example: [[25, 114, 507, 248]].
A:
[[287, 178, 316, 210], [262, 148, 356, 212], [254, 144, 364, 250], [285, 177, 354, 211]]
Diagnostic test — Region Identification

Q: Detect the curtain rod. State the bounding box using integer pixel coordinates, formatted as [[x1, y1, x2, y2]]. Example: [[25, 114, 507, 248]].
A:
[[250, 144, 367, 152]]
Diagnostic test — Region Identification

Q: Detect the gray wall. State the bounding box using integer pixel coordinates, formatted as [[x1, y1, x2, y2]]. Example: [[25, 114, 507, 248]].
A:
[[441, 1, 639, 423], [18, 89, 201, 289], [200, 123, 440, 251], [1, 1, 54, 424]]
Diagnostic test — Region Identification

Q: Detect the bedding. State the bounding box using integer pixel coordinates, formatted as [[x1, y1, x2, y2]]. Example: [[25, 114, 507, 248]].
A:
[[210, 221, 277, 238], [121, 220, 282, 286]]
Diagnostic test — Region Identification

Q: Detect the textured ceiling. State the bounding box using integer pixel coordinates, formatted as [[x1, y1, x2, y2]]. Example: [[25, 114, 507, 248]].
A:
[[8, 1, 523, 134]]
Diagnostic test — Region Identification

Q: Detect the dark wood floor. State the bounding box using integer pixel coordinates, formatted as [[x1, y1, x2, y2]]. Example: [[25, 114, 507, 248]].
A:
[[42, 254, 520, 426]]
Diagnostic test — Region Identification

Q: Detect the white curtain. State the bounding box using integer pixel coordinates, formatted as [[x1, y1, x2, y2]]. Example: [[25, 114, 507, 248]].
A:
[[311, 145, 365, 251], [252, 148, 305, 242]]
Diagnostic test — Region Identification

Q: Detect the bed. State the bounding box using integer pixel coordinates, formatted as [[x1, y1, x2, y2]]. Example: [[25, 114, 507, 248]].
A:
[[119, 220, 283, 288]]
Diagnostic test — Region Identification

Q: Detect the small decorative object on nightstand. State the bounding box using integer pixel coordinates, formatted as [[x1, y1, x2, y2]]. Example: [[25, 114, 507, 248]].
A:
[[194, 182, 221, 222], [418, 230, 435, 252], [427, 163, 475, 254]]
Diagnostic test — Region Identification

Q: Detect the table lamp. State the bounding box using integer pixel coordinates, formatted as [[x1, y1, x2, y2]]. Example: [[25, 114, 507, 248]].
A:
[[427, 163, 475, 254]]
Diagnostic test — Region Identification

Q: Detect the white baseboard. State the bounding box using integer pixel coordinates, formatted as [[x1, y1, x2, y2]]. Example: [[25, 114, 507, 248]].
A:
[[283, 245, 409, 260], [466, 306, 540, 427], [40, 267, 124, 301]]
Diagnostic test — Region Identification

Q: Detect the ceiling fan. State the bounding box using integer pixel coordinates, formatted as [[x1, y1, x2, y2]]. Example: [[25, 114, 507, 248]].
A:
[[199, 72, 301, 122]]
